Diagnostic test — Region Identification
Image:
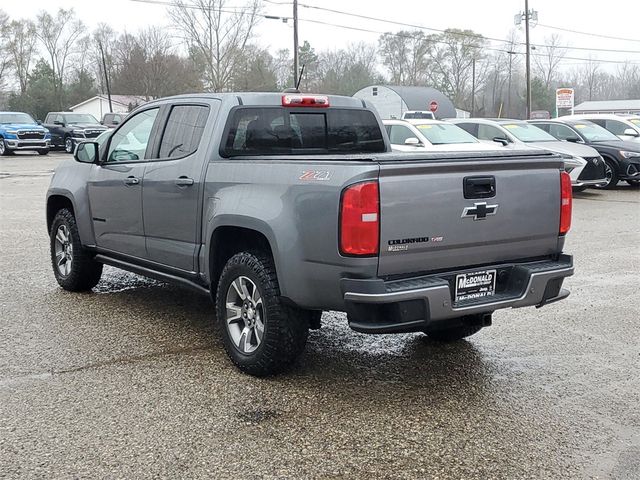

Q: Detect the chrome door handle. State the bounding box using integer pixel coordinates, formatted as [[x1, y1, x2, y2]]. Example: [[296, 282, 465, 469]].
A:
[[175, 176, 194, 187], [124, 176, 140, 185]]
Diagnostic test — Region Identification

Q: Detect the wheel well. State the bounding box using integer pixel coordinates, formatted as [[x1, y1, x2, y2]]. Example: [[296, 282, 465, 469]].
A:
[[47, 196, 74, 232], [209, 226, 274, 293]]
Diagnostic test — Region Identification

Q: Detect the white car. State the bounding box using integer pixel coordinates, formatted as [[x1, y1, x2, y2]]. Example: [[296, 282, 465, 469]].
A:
[[449, 118, 606, 189], [562, 114, 640, 144], [383, 119, 505, 152]]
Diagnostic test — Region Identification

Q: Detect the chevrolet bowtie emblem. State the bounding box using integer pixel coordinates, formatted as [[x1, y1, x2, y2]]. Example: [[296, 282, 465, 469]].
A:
[[461, 202, 498, 220]]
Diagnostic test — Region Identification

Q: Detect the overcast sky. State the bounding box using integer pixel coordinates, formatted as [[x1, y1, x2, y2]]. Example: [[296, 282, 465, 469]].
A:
[[5, 0, 640, 70]]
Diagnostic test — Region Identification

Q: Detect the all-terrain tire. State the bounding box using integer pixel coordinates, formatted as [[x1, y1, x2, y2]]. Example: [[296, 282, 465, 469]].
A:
[[50, 208, 103, 291], [215, 251, 309, 376], [425, 324, 483, 342]]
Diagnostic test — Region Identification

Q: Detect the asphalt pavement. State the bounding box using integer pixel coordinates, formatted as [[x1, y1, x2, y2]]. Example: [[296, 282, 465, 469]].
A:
[[1, 152, 639, 479]]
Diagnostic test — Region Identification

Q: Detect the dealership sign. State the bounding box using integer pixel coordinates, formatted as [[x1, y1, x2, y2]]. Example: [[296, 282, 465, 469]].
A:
[[556, 88, 575, 110]]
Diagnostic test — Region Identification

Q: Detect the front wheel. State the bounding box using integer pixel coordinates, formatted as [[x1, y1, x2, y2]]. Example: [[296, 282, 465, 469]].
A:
[[64, 137, 74, 154], [215, 251, 309, 376], [50, 208, 103, 291], [627, 179, 640, 187], [38, 149, 50, 156], [0, 138, 11, 156], [595, 158, 619, 189]]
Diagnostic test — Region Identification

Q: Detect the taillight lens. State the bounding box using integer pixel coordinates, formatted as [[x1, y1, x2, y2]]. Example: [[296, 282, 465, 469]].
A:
[[560, 171, 572, 235], [340, 181, 379, 256]]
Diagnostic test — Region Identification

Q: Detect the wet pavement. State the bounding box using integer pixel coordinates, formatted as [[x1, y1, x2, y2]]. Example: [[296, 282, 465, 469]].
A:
[[1, 152, 639, 479]]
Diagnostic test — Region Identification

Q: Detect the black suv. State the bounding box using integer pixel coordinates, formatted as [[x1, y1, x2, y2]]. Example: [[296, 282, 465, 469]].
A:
[[43, 112, 108, 153]]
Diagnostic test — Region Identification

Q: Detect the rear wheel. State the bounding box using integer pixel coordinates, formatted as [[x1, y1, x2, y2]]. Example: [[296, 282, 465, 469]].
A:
[[215, 251, 309, 376], [50, 208, 103, 291], [595, 158, 619, 189]]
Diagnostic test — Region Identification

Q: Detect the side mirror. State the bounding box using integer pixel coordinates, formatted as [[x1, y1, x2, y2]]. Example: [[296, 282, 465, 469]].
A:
[[493, 136, 509, 146], [404, 137, 422, 146], [112, 119, 120, 125], [75, 141, 99, 164], [623, 128, 639, 137], [565, 136, 582, 143], [37, 120, 42, 125], [53, 120, 64, 126]]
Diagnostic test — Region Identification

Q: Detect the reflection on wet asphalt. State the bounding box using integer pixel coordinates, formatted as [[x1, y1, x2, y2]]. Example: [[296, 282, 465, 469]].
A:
[[1, 153, 639, 478]]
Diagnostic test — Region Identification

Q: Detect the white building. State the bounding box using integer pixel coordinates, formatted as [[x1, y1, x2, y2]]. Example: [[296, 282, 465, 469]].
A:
[[70, 94, 150, 121], [353, 85, 458, 120], [574, 99, 640, 115]]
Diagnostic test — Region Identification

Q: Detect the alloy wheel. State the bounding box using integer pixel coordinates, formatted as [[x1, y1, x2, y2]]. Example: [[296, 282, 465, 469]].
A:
[[54, 225, 74, 276], [0, 140, 5, 155], [65, 138, 74, 153], [225, 276, 265, 354]]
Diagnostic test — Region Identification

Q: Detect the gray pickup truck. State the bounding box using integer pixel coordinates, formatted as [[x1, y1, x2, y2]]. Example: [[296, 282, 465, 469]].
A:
[[46, 92, 574, 376]]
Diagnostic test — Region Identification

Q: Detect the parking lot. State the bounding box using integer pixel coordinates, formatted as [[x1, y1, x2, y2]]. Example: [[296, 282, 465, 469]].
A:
[[1, 151, 639, 478]]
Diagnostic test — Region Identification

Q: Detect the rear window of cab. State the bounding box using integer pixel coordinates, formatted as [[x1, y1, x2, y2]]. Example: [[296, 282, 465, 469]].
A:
[[221, 107, 385, 157]]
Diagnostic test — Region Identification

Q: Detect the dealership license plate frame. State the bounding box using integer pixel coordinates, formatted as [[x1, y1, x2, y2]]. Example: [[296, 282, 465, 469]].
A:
[[455, 269, 497, 303]]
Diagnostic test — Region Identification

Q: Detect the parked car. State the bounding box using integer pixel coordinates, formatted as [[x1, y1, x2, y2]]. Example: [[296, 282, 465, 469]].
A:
[[47, 92, 574, 376], [450, 118, 606, 190], [402, 110, 436, 120], [529, 118, 640, 188], [0, 111, 51, 156], [101, 112, 126, 129], [562, 114, 640, 144], [43, 112, 108, 153], [383, 119, 506, 152]]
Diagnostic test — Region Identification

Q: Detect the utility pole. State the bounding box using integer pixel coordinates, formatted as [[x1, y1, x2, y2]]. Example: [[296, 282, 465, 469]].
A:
[[293, 0, 299, 87], [471, 58, 476, 116], [98, 40, 113, 113], [524, 0, 532, 119], [507, 51, 514, 117]]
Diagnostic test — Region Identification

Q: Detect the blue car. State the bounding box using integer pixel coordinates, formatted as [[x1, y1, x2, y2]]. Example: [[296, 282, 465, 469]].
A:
[[0, 111, 52, 156]]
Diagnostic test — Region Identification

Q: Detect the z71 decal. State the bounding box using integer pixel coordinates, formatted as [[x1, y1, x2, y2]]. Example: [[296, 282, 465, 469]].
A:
[[299, 170, 331, 181]]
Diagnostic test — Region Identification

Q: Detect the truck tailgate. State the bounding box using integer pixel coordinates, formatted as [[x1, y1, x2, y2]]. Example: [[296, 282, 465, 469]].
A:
[[377, 153, 563, 277]]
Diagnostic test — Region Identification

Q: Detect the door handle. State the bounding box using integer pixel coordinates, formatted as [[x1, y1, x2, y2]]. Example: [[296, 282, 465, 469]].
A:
[[175, 176, 194, 187], [463, 176, 496, 199], [124, 176, 140, 186]]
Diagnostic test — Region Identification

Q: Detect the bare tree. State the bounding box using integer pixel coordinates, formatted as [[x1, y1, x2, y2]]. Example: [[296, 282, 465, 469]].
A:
[[169, 0, 260, 92], [0, 10, 12, 91], [532, 33, 567, 89], [4, 18, 38, 94], [580, 57, 601, 101], [36, 8, 86, 108], [378, 31, 432, 85]]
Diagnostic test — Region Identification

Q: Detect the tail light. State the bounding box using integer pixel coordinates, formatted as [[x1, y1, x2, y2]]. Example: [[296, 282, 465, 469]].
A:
[[560, 171, 572, 235], [340, 181, 379, 256], [282, 94, 329, 107]]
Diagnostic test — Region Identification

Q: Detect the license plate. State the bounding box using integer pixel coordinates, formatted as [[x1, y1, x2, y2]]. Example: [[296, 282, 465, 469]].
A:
[[455, 269, 496, 302]]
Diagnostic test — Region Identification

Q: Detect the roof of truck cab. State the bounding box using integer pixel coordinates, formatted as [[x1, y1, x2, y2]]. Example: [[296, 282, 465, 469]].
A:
[[142, 92, 366, 108]]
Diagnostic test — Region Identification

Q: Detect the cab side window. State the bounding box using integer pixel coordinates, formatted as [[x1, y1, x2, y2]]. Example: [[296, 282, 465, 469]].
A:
[[549, 124, 578, 140], [477, 124, 505, 141], [158, 105, 209, 159], [107, 108, 159, 163], [605, 120, 630, 135], [456, 123, 478, 137], [388, 125, 415, 145]]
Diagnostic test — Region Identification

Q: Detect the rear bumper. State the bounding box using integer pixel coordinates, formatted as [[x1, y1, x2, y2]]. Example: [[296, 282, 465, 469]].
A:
[[341, 255, 573, 334]]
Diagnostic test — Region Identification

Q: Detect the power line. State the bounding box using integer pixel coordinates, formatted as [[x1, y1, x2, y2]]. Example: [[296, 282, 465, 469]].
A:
[[298, 2, 640, 55], [537, 23, 640, 43]]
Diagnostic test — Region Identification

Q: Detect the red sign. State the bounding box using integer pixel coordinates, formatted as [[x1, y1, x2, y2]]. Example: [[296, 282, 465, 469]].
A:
[[429, 101, 438, 113]]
